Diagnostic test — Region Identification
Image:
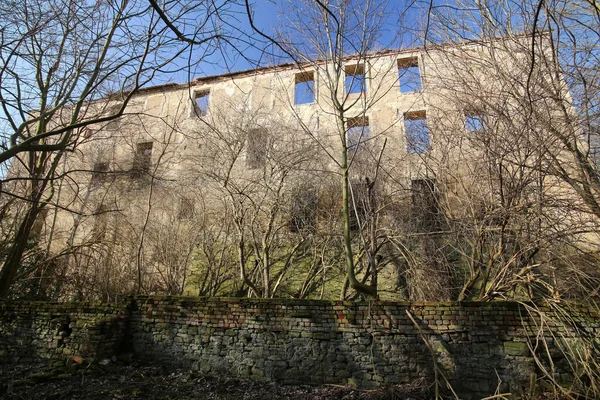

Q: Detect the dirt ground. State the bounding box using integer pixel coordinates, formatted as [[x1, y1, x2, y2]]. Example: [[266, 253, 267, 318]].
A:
[[0, 360, 431, 400]]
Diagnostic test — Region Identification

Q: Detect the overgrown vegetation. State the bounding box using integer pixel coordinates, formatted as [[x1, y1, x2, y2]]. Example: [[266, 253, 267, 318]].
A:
[[1, 0, 600, 396]]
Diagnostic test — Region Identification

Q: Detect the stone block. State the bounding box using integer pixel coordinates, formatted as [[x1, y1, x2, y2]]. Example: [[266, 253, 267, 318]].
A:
[[503, 341, 530, 356]]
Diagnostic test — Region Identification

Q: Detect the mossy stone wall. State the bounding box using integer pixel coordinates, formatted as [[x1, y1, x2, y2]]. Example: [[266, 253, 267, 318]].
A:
[[1, 297, 598, 399], [0, 301, 128, 363]]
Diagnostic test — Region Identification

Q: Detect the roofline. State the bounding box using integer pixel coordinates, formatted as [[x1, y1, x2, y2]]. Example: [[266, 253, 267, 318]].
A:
[[189, 47, 423, 85], [135, 31, 548, 95]]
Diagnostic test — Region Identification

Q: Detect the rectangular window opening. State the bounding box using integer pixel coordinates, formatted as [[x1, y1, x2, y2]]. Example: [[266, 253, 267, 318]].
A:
[[246, 129, 268, 169], [91, 161, 110, 184], [194, 90, 210, 117], [131, 142, 153, 178], [345, 64, 366, 94], [464, 110, 486, 133], [347, 116, 370, 152], [398, 57, 422, 93], [294, 71, 315, 105], [177, 197, 195, 220], [411, 178, 438, 231], [404, 111, 430, 153], [92, 205, 109, 242]]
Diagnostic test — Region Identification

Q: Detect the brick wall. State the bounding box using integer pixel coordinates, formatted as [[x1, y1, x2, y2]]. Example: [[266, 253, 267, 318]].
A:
[[1, 297, 598, 398]]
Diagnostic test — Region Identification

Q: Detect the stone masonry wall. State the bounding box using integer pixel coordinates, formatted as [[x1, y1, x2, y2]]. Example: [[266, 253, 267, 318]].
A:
[[1, 297, 599, 398], [130, 297, 599, 398], [0, 301, 128, 363]]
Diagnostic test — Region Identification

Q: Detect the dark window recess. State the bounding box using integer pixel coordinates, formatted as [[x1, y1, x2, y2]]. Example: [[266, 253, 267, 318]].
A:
[[398, 57, 422, 93], [194, 91, 210, 116], [345, 64, 366, 94], [178, 197, 195, 220], [347, 116, 370, 152], [290, 190, 317, 232], [411, 178, 439, 231], [92, 205, 109, 242], [246, 129, 268, 169], [91, 162, 109, 183], [295, 71, 315, 105], [131, 142, 153, 177], [405, 111, 430, 153]]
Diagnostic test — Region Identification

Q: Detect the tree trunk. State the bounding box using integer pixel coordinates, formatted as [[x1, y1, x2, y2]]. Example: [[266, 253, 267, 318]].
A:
[[0, 205, 39, 298], [342, 166, 377, 297]]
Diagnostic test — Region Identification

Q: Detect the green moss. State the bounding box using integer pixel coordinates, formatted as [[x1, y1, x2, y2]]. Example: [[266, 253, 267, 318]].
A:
[[432, 341, 449, 354], [503, 341, 530, 356]]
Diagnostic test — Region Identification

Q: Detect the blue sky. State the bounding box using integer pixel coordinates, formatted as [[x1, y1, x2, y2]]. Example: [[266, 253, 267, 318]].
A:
[[165, 0, 281, 84], [164, 0, 424, 85]]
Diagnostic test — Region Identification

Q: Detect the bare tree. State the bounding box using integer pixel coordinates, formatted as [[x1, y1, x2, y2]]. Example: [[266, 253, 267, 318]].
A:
[[409, 0, 600, 301], [0, 0, 227, 297], [187, 95, 323, 298], [271, 0, 413, 298], [266, 0, 600, 303]]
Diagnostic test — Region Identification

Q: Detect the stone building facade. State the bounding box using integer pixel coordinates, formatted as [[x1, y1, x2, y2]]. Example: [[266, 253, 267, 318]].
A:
[[30, 36, 592, 301]]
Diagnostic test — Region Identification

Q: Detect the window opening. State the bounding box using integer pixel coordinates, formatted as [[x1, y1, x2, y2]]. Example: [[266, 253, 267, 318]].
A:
[[347, 116, 370, 152], [131, 142, 153, 177], [345, 64, 366, 94], [91, 162, 109, 184], [398, 57, 422, 93], [411, 178, 438, 231], [194, 90, 210, 117], [92, 204, 108, 242], [404, 111, 430, 153], [464, 110, 486, 133], [246, 129, 268, 169], [294, 71, 315, 105], [177, 197, 195, 220]]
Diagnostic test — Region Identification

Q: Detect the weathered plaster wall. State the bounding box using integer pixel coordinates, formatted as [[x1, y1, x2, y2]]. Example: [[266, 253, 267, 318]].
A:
[[1, 297, 598, 398]]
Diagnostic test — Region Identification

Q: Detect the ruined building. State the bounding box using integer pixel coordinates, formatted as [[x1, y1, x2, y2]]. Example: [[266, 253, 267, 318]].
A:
[[14, 35, 596, 301]]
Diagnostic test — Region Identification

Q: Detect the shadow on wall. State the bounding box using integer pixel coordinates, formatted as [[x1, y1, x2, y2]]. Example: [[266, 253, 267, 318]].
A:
[[1, 297, 598, 399], [0, 302, 128, 363]]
